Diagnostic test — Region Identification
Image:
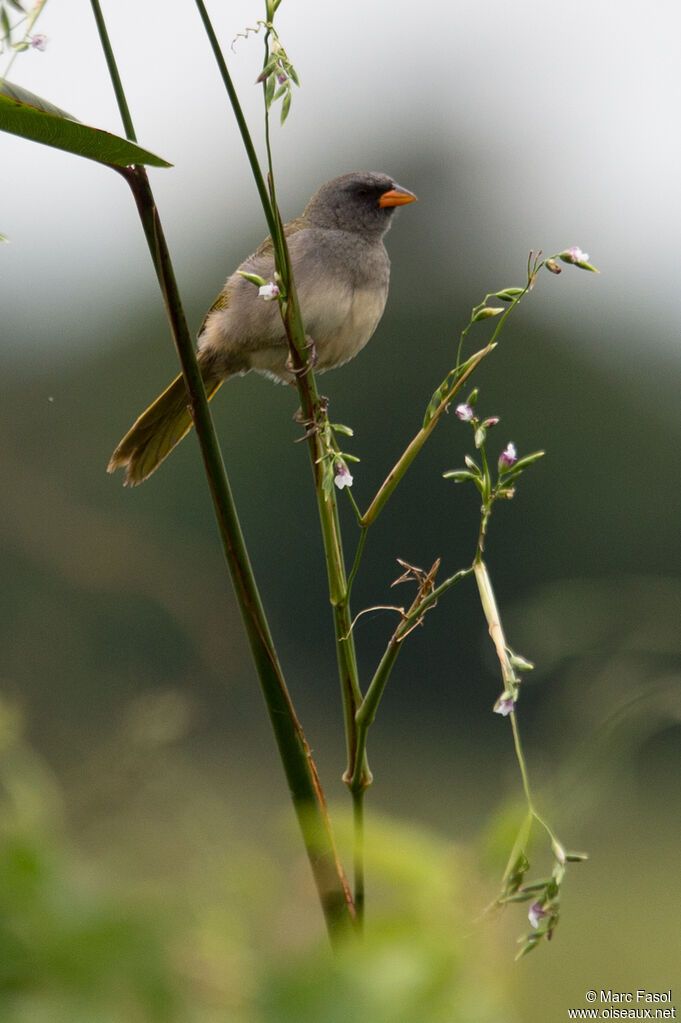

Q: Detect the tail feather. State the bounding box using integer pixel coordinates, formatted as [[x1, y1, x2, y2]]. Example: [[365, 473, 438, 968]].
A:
[[108, 372, 222, 486]]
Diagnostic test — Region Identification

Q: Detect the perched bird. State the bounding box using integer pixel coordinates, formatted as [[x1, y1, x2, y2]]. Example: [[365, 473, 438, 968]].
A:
[[108, 171, 417, 485]]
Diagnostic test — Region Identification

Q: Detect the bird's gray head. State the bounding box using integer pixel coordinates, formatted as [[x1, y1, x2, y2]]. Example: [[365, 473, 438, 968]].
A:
[[303, 172, 417, 238]]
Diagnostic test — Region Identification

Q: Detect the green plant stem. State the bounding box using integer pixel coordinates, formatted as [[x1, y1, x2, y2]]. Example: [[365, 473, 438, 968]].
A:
[[290, 355, 368, 790], [121, 164, 355, 943], [361, 342, 494, 527], [352, 565, 473, 790], [509, 712, 533, 810], [132, 170, 353, 937], [192, 0, 369, 918], [89, 0, 136, 142], [193, 0, 278, 244], [91, 0, 355, 941], [473, 558, 516, 689], [500, 809, 533, 886], [352, 789, 365, 928], [361, 279, 538, 530], [346, 523, 368, 596], [474, 555, 567, 872], [262, 27, 288, 267], [256, 13, 369, 792], [279, 242, 370, 889], [352, 638, 402, 790]]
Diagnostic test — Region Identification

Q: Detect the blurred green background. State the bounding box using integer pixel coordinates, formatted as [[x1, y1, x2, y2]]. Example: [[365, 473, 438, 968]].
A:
[[2, 0, 680, 1019]]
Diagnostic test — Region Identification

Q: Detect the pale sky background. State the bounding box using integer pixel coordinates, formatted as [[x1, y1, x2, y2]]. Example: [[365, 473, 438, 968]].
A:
[[3, 0, 680, 386]]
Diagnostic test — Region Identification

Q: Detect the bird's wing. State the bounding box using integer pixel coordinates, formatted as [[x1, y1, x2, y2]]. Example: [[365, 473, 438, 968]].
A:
[[196, 217, 310, 339]]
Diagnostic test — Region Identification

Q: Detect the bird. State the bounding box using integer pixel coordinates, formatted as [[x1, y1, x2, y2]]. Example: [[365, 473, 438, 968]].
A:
[[107, 171, 417, 485]]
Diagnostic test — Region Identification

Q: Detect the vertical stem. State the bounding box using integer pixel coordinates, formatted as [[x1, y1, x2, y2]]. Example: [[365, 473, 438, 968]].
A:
[[473, 558, 516, 689], [193, 0, 371, 900], [509, 712, 534, 811], [121, 162, 356, 942], [91, 0, 356, 940], [278, 250, 368, 791], [353, 790, 365, 928], [193, 0, 278, 242], [192, 0, 368, 787], [89, 0, 137, 141]]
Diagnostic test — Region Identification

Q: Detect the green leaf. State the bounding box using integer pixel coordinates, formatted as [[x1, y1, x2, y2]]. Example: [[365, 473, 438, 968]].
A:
[[497, 890, 534, 904], [496, 287, 525, 302], [280, 89, 292, 124], [500, 451, 545, 485], [236, 269, 267, 287], [442, 469, 476, 483], [508, 651, 534, 672], [1, 8, 11, 43], [515, 936, 541, 959], [513, 449, 545, 469], [423, 369, 460, 427], [517, 878, 552, 893], [264, 73, 275, 109], [0, 81, 172, 168], [472, 305, 505, 321]]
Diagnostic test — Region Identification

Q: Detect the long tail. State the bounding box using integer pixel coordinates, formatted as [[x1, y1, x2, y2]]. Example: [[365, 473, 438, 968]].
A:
[[108, 371, 223, 486]]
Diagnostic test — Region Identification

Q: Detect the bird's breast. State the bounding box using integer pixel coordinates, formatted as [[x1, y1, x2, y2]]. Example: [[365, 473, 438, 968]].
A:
[[295, 233, 391, 371], [300, 279, 389, 371]]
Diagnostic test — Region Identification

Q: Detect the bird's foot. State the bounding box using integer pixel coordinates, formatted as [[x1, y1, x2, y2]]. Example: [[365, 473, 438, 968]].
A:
[[286, 336, 318, 377], [293, 394, 329, 441]]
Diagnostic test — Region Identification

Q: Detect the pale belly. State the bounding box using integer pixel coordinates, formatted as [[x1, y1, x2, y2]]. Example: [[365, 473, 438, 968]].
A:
[[247, 281, 388, 379]]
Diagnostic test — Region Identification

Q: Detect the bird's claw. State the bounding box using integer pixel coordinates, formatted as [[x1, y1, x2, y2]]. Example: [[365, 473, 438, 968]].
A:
[[286, 336, 318, 377], [293, 394, 329, 441]]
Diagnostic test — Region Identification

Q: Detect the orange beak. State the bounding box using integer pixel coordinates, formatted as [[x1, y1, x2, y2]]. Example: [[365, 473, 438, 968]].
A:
[[378, 185, 418, 208]]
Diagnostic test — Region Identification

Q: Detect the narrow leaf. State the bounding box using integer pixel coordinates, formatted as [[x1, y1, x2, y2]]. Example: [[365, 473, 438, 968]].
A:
[[472, 305, 505, 321], [496, 287, 525, 302], [264, 73, 275, 109], [280, 89, 292, 124], [442, 469, 476, 483], [0, 82, 172, 168], [237, 269, 267, 287]]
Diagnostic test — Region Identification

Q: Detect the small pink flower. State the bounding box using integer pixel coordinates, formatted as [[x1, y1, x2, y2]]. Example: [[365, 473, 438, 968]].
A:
[[334, 462, 353, 490], [258, 282, 280, 301], [455, 403, 474, 421], [561, 246, 589, 265], [498, 442, 518, 469], [528, 900, 548, 929], [31, 33, 48, 51], [494, 694, 515, 716]]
